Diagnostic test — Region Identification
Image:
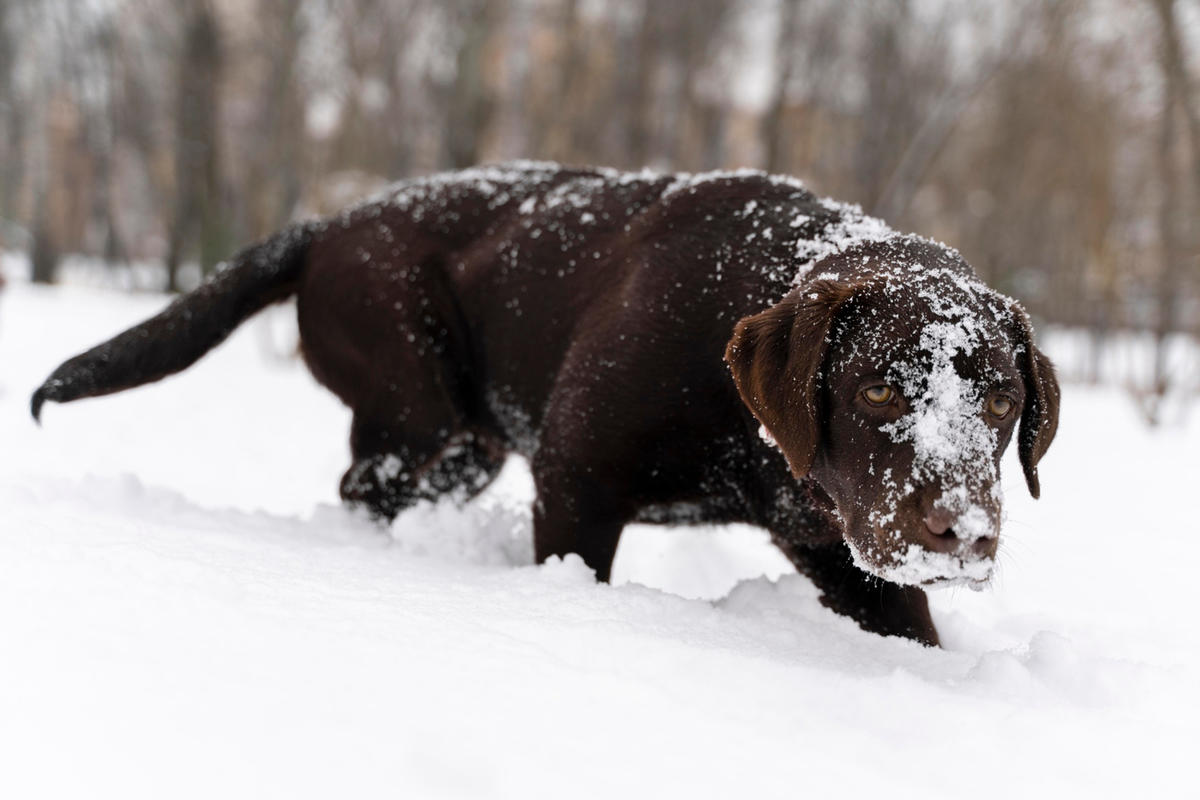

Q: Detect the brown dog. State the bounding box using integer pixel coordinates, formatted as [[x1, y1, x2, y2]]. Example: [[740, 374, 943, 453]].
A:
[[33, 162, 1059, 645]]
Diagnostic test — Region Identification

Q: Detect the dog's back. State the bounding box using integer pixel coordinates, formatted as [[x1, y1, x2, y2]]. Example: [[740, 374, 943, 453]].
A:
[[296, 162, 859, 458]]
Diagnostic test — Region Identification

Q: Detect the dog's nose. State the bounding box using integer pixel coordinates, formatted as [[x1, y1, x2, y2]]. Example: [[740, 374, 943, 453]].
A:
[[924, 508, 957, 537]]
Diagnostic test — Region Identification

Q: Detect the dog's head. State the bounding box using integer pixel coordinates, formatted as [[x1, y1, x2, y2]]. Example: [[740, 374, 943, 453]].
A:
[[726, 237, 1059, 588]]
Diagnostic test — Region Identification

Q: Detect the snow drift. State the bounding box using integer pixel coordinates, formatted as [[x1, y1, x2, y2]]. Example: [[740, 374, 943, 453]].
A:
[[0, 271, 1195, 799]]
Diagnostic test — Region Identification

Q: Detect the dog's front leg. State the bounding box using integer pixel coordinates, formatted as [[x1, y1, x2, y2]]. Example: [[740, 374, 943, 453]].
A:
[[786, 541, 940, 646], [530, 461, 633, 583]]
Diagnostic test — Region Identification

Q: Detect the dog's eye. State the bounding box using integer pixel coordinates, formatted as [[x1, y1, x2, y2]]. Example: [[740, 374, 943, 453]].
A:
[[862, 385, 895, 406], [987, 394, 1014, 418]]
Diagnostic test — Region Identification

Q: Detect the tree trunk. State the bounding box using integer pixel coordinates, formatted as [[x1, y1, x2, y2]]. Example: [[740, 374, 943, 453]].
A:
[[1139, 0, 1193, 425], [166, 0, 223, 292], [443, 0, 503, 169], [30, 201, 58, 285], [625, 2, 660, 167], [0, 0, 23, 227], [763, 0, 802, 174]]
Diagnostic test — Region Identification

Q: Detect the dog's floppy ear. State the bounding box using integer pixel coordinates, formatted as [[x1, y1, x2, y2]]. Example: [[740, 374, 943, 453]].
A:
[[1011, 304, 1060, 498], [725, 281, 857, 477]]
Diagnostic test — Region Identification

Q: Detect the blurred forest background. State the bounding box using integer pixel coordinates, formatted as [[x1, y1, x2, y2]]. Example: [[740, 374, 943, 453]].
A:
[[1, 0, 1198, 413]]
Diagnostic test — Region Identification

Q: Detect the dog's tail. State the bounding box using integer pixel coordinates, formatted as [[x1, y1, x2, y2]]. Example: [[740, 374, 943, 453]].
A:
[[31, 221, 318, 422]]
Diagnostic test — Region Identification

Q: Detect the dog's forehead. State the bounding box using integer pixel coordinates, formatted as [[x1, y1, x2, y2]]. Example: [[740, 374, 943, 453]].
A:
[[826, 249, 1020, 385]]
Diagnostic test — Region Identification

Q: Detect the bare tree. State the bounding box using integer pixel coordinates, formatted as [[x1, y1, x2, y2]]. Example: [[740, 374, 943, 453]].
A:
[[243, 0, 306, 239], [762, 0, 802, 174], [164, 0, 225, 291], [1136, 0, 1200, 424], [622, 1, 663, 167], [441, 0, 504, 169], [0, 0, 24, 235]]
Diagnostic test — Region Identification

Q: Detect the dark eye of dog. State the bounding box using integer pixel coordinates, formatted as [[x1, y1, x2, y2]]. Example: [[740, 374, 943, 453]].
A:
[[986, 394, 1014, 419], [862, 385, 895, 406]]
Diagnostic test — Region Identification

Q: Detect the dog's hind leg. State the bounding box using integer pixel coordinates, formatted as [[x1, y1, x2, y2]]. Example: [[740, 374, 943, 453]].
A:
[[299, 239, 505, 522]]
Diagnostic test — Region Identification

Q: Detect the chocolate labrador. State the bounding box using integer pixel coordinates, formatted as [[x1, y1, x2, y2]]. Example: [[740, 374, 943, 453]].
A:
[[33, 162, 1059, 645]]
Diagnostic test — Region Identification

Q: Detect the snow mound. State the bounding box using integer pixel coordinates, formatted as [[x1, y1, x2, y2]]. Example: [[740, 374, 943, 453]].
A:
[[1, 260, 1196, 799]]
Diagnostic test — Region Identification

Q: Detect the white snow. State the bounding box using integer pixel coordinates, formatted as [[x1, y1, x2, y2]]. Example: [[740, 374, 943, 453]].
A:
[[791, 199, 898, 283], [661, 166, 805, 200], [1, 272, 1197, 798], [864, 541, 997, 588], [880, 315, 1001, 553]]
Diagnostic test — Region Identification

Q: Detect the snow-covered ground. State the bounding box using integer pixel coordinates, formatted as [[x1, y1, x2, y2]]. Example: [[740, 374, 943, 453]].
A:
[[1, 273, 1196, 799]]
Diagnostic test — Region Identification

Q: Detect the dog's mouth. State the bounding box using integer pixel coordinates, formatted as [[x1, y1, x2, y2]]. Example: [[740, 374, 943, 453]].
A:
[[844, 517, 999, 590], [834, 473, 1003, 589], [877, 542, 994, 589]]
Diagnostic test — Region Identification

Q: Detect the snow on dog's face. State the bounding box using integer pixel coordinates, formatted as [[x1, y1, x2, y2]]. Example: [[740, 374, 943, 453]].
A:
[[726, 237, 1059, 588]]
